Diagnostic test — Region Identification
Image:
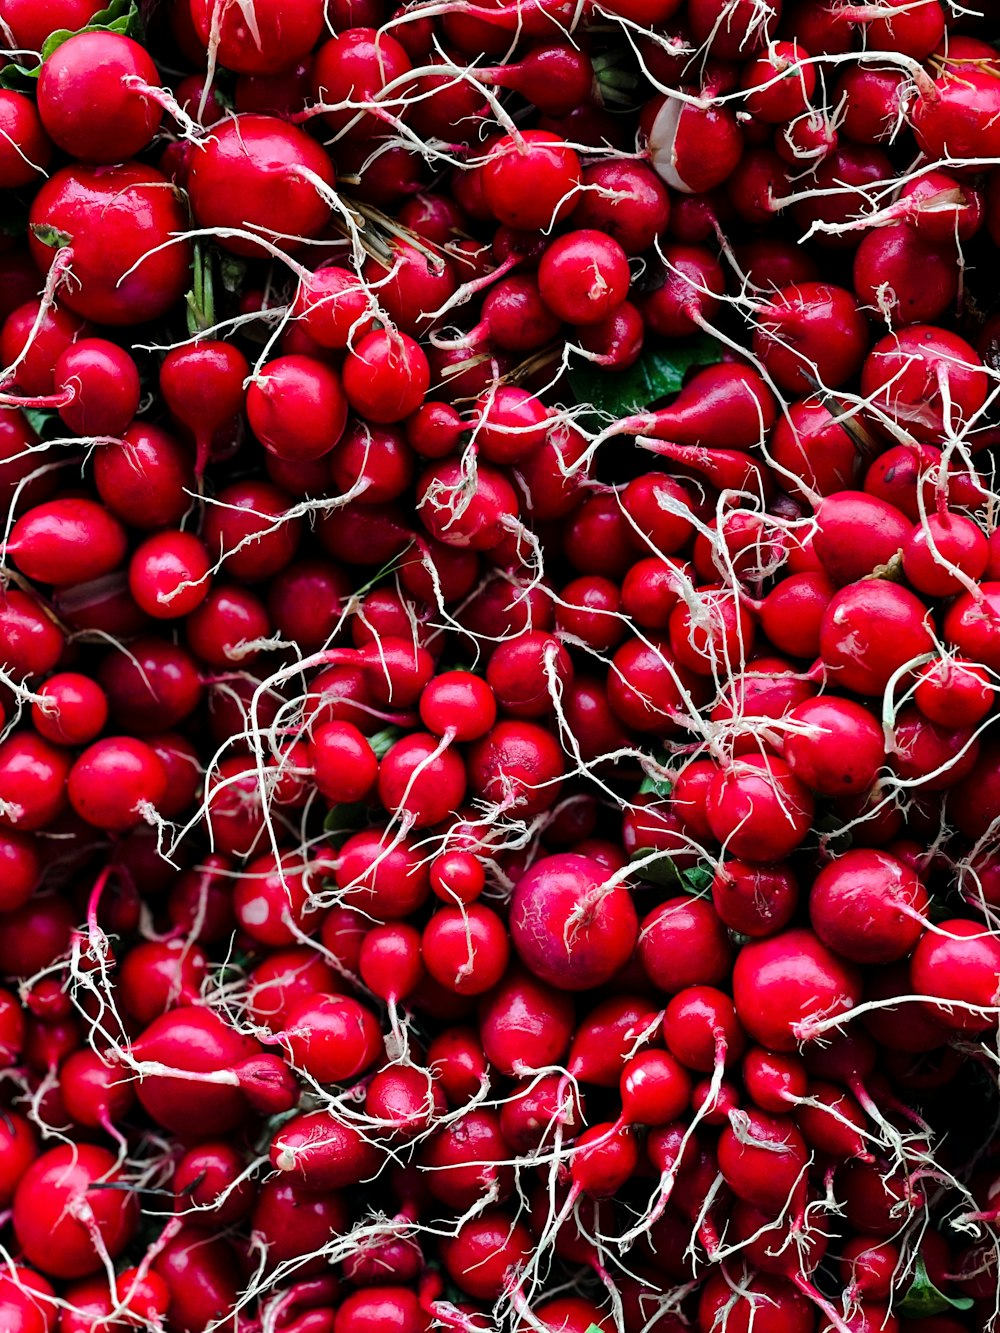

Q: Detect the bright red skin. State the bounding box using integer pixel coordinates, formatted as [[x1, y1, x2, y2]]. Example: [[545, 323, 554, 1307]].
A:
[[783, 696, 886, 797], [13, 1144, 138, 1280], [510, 853, 637, 991], [481, 130, 581, 231], [478, 969, 575, 1076], [188, 115, 334, 257], [130, 1005, 262, 1139], [820, 581, 934, 697], [910, 919, 1000, 1030], [706, 755, 814, 862], [67, 736, 168, 831], [37, 32, 161, 162], [9, 498, 127, 587], [639, 898, 733, 994], [190, 0, 325, 73], [311, 28, 414, 139], [28, 163, 192, 325], [0, 90, 51, 189], [810, 849, 928, 964], [733, 928, 862, 1050]]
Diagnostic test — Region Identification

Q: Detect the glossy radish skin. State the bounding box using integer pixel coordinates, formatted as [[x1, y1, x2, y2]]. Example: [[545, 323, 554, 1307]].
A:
[[510, 853, 638, 990]]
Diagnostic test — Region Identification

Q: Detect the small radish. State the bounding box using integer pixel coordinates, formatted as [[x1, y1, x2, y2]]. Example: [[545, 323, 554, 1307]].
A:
[[910, 920, 1000, 1031], [187, 114, 334, 257], [13, 1144, 138, 1279], [783, 696, 886, 797], [7, 498, 127, 586], [809, 849, 928, 964], [481, 130, 581, 232], [644, 94, 743, 195], [733, 928, 862, 1050], [28, 163, 192, 325], [706, 754, 814, 862], [820, 581, 934, 697], [510, 852, 637, 991], [190, 0, 325, 74], [159, 340, 250, 476], [36, 32, 163, 162]]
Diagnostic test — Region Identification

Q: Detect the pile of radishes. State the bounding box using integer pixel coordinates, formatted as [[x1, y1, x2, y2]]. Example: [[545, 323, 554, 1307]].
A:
[[2, 0, 1000, 1329]]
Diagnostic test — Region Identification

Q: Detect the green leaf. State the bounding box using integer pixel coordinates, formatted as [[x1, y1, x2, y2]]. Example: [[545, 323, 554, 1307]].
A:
[[681, 865, 714, 895], [323, 802, 367, 838], [22, 408, 59, 439], [897, 1258, 974, 1318], [30, 223, 72, 250], [629, 849, 679, 888], [368, 727, 402, 759], [638, 773, 672, 799], [567, 335, 720, 422]]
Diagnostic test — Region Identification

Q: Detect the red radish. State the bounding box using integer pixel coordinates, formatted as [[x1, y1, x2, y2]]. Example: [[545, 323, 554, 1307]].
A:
[[706, 754, 813, 862], [309, 28, 414, 139], [343, 330, 430, 424], [36, 32, 162, 162], [910, 920, 1000, 1030], [202, 479, 302, 581], [733, 928, 862, 1050], [820, 581, 934, 696], [481, 131, 581, 232], [711, 859, 799, 938], [94, 422, 194, 529], [280, 992, 382, 1083], [0, 91, 50, 189], [159, 340, 250, 476], [0, 735, 72, 831], [13, 1144, 138, 1279], [8, 498, 127, 586], [478, 968, 575, 1076], [752, 283, 869, 392], [853, 225, 958, 327], [422, 905, 509, 995], [188, 114, 334, 257], [190, 0, 325, 73], [813, 491, 910, 585], [270, 1110, 383, 1188], [129, 1005, 273, 1139], [537, 230, 631, 326], [902, 513, 988, 596], [783, 696, 886, 797], [860, 326, 988, 444], [28, 163, 192, 325], [639, 898, 733, 994], [644, 94, 743, 195], [810, 849, 928, 964], [247, 355, 348, 463], [152, 1227, 242, 1333], [567, 995, 658, 1087], [640, 243, 726, 338], [0, 588, 65, 680], [439, 1209, 534, 1301], [510, 853, 637, 991], [915, 657, 992, 728]]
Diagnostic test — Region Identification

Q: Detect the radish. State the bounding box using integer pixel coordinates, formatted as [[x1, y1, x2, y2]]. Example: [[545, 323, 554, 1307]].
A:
[[706, 754, 814, 862], [910, 920, 1000, 1031], [733, 928, 862, 1050], [36, 32, 163, 163], [819, 581, 934, 696], [190, 0, 325, 74], [188, 114, 335, 257], [809, 849, 928, 964], [480, 130, 581, 232], [28, 163, 192, 325], [645, 93, 743, 196], [0, 90, 52, 189], [510, 852, 637, 990], [13, 1144, 138, 1279]]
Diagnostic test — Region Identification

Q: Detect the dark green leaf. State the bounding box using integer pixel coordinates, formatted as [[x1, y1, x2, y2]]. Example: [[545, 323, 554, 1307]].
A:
[[323, 802, 367, 837], [897, 1258, 974, 1318], [0, 61, 40, 89], [368, 727, 402, 759], [567, 335, 720, 422], [629, 849, 679, 888], [22, 408, 59, 439], [30, 223, 72, 250], [638, 773, 672, 799], [682, 865, 714, 895]]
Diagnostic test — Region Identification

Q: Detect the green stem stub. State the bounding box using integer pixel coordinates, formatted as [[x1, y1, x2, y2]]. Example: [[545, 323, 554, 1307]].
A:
[[185, 240, 216, 336]]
